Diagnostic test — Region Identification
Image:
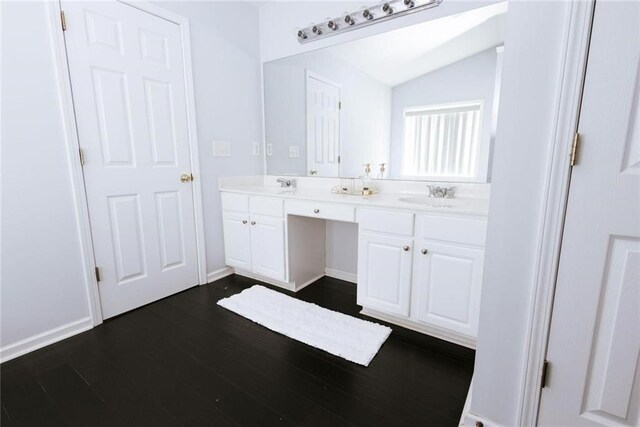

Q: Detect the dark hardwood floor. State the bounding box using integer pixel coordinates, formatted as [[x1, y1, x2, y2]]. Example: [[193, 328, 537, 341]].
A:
[[1, 275, 474, 427]]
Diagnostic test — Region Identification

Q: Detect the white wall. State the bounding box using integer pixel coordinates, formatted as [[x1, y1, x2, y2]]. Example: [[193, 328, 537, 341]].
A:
[[264, 49, 391, 177], [259, 0, 502, 63], [325, 221, 358, 278], [156, 1, 264, 276], [389, 47, 498, 180], [470, 1, 575, 425], [0, 0, 263, 360], [1, 1, 92, 354]]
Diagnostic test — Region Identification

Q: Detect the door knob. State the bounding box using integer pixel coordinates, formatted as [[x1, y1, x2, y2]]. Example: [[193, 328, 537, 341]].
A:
[[180, 173, 193, 183], [251, 221, 256, 225], [421, 249, 428, 255], [403, 246, 410, 252], [242, 220, 248, 224], [314, 208, 320, 214], [310, 169, 318, 175]]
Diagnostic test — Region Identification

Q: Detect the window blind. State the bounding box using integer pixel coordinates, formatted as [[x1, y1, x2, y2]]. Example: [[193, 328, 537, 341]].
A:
[[402, 103, 482, 179]]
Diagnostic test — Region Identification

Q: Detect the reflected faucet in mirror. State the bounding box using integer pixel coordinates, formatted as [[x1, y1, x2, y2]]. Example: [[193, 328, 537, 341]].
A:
[[427, 185, 455, 199], [276, 178, 297, 188]]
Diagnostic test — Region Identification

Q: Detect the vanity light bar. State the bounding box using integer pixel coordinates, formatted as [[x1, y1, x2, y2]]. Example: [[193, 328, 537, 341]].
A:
[[297, 0, 443, 44]]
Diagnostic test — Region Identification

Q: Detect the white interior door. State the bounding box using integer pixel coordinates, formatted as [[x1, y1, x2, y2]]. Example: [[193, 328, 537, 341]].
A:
[[62, 1, 199, 319], [306, 73, 340, 177], [538, 1, 640, 425]]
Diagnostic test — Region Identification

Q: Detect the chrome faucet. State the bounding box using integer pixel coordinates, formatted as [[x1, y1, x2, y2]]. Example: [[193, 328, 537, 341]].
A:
[[427, 185, 455, 199], [276, 178, 297, 188]]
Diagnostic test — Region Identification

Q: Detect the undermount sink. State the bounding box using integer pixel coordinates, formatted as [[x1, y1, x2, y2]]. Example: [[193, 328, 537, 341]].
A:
[[398, 196, 454, 208]]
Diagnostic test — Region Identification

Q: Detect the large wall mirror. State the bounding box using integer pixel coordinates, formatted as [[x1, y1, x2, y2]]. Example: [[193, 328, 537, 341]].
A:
[[264, 2, 507, 182]]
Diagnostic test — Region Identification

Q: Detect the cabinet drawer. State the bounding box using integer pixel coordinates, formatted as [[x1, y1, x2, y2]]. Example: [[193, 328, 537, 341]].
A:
[[250, 196, 283, 217], [285, 201, 355, 223], [221, 192, 249, 213], [416, 214, 487, 246], [358, 209, 414, 236]]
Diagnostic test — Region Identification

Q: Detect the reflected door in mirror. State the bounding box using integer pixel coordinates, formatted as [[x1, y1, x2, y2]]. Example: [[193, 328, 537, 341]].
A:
[[306, 72, 340, 177]]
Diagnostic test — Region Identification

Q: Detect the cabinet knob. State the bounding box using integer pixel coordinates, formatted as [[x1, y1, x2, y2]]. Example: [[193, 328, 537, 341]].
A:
[[242, 220, 248, 224], [403, 245, 410, 252], [313, 208, 320, 214], [251, 221, 256, 225], [421, 249, 428, 255]]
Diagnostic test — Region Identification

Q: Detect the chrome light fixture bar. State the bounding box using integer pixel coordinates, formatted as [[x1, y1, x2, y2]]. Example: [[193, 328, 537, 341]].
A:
[[297, 0, 443, 44]]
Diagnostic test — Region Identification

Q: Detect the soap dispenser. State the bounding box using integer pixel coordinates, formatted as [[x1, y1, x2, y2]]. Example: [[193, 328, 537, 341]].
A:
[[361, 163, 374, 195], [378, 163, 386, 179]]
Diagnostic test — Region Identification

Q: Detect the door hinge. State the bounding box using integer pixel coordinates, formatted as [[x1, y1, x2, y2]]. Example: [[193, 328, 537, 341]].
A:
[[337, 155, 341, 164], [339, 101, 342, 110], [79, 148, 85, 166], [60, 11, 67, 31], [570, 132, 580, 166], [541, 360, 550, 388], [95, 267, 101, 283]]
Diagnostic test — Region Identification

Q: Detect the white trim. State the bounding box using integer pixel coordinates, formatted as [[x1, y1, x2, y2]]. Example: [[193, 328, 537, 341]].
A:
[[47, 0, 103, 326], [360, 308, 476, 349], [48, 0, 208, 329], [517, 1, 594, 425], [0, 317, 93, 363], [207, 267, 235, 283], [235, 269, 294, 290], [459, 377, 473, 427], [294, 273, 325, 291], [305, 69, 342, 89], [324, 268, 357, 283], [234, 270, 323, 292]]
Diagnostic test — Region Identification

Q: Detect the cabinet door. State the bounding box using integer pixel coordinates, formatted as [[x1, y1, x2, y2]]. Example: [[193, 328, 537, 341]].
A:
[[222, 211, 252, 270], [250, 214, 286, 281], [357, 231, 413, 316], [412, 241, 484, 337]]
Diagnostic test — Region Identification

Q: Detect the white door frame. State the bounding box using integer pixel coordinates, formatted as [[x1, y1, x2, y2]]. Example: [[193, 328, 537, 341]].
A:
[[513, 1, 595, 425], [46, 0, 207, 326], [464, 1, 595, 426]]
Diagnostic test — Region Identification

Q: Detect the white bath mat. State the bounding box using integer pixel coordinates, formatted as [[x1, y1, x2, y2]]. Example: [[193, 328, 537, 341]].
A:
[[217, 285, 392, 366]]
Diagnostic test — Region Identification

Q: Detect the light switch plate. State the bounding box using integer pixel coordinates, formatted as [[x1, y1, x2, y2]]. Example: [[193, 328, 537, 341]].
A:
[[212, 141, 231, 157], [266, 143, 273, 157], [288, 145, 300, 159], [252, 143, 260, 156]]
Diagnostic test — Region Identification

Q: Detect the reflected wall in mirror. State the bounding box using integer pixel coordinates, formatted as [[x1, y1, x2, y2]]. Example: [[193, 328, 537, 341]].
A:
[[264, 2, 507, 182]]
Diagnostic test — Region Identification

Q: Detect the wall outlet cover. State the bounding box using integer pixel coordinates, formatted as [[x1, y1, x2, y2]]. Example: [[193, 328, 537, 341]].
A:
[[266, 143, 273, 156], [252, 142, 260, 156], [289, 145, 300, 159], [212, 141, 231, 157]]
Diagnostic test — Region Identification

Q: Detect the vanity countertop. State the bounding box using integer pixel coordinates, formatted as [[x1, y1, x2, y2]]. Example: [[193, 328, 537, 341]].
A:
[[219, 184, 489, 217]]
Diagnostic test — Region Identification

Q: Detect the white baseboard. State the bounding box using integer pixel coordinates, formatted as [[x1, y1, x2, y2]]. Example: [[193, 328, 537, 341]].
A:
[[360, 307, 476, 349], [460, 377, 473, 426], [206, 266, 234, 283], [293, 273, 325, 291], [233, 269, 296, 292], [324, 268, 357, 283], [0, 317, 93, 363]]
